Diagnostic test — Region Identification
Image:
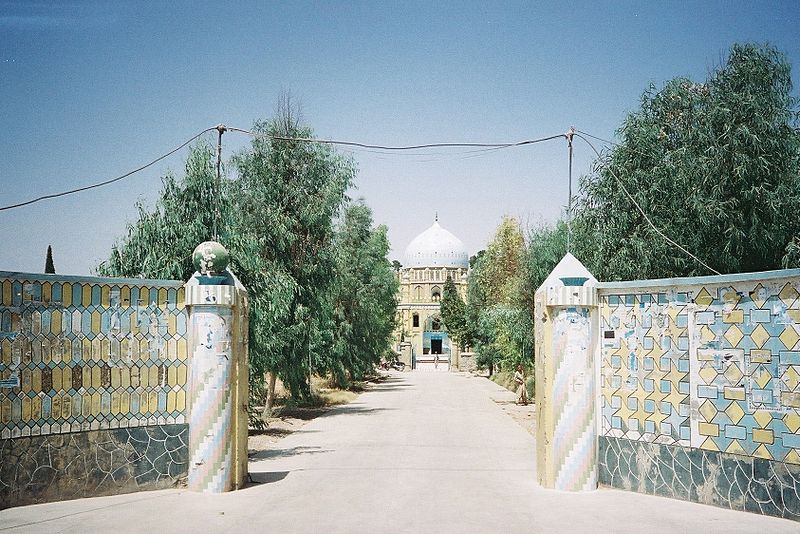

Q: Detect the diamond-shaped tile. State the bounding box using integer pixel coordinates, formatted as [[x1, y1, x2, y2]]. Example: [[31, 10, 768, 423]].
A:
[[750, 324, 770, 349], [783, 366, 800, 391], [721, 287, 741, 308], [699, 365, 718, 385], [786, 449, 800, 464], [723, 362, 743, 385], [724, 325, 744, 347], [701, 326, 716, 344], [753, 365, 772, 389], [750, 283, 769, 309], [779, 282, 799, 308], [725, 400, 745, 424], [780, 325, 800, 350], [695, 287, 714, 307], [699, 400, 717, 422], [754, 409, 773, 429], [784, 412, 800, 433], [701, 436, 720, 451]]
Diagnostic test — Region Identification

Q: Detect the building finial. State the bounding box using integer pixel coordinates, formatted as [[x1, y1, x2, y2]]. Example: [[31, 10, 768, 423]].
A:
[[435, 211, 438, 222]]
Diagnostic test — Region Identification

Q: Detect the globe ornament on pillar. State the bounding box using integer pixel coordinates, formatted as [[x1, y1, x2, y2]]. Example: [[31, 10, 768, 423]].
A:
[[193, 241, 230, 276]]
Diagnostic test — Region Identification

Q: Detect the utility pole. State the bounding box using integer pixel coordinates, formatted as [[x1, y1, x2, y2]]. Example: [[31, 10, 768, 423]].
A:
[[565, 126, 575, 253], [214, 123, 227, 241]]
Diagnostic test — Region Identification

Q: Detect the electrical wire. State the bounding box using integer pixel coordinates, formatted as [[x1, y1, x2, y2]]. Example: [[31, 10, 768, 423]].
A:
[[575, 129, 619, 147], [0, 127, 217, 212], [227, 126, 566, 151], [574, 132, 721, 275]]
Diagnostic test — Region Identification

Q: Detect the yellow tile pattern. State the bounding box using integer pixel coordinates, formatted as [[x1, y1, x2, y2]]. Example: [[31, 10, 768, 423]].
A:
[[0, 274, 189, 439]]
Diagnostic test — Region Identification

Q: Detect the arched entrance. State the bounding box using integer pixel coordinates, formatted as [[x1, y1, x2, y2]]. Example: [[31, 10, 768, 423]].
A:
[[417, 314, 450, 371]]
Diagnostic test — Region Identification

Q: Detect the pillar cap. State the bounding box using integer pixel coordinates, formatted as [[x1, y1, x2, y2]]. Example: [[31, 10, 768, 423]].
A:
[[193, 241, 230, 276], [538, 253, 597, 292]]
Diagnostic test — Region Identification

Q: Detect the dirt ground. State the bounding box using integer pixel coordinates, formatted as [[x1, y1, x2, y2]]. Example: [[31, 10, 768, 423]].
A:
[[248, 406, 330, 454], [497, 397, 536, 436], [247, 374, 384, 456]]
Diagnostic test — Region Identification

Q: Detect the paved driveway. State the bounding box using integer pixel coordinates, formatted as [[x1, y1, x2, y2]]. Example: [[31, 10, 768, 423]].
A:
[[1, 372, 797, 533]]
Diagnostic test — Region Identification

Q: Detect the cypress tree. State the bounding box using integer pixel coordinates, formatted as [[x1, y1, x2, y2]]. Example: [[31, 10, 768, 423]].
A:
[[44, 245, 55, 274]]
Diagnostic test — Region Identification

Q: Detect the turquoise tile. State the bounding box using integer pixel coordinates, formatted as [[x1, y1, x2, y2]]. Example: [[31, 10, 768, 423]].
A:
[[51, 282, 62, 303], [71, 284, 82, 308]]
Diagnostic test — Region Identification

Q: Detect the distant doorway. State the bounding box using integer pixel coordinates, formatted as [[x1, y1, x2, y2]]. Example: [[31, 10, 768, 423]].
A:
[[431, 339, 443, 354]]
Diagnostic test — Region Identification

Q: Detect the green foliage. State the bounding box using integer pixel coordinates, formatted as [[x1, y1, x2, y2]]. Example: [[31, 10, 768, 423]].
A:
[[327, 202, 398, 386], [440, 276, 467, 349], [784, 237, 800, 268], [574, 43, 800, 280], [519, 220, 568, 310], [465, 217, 532, 373], [99, 105, 397, 405], [44, 245, 55, 274], [476, 217, 525, 306], [228, 113, 354, 400], [97, 143, 226, 280]]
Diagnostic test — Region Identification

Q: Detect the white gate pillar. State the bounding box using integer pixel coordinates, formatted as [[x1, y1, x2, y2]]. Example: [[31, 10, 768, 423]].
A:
[[534, 253, 599, 491], [185, 241, 249, 493]]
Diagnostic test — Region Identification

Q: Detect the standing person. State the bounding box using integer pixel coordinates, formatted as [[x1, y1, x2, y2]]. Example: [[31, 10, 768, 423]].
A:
[[514, 364, 528, 405]]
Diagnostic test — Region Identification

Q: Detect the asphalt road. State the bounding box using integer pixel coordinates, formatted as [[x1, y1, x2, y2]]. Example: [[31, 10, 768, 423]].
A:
[[2, 371, 797, 533]]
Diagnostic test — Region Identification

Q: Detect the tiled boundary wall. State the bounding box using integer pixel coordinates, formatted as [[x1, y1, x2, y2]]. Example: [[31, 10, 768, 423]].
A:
[[0, 272, 190, 508], [596, 269, 800, 520]]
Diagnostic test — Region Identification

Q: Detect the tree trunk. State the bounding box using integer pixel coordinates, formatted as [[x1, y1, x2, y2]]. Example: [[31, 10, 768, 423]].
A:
[[261, 372, 277, 422]]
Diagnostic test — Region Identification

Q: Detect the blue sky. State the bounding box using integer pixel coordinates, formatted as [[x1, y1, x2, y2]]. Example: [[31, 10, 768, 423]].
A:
[[1, 1, 799, 275]]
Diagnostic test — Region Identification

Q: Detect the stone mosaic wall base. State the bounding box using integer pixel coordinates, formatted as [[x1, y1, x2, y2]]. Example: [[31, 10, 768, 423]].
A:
[[0, 424, 188, 509], [599, 435, 800, 521]]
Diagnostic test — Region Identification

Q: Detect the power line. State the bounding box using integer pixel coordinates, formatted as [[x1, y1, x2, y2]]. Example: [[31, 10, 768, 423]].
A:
[[0, 126, 566, 213], [0, 127, 217, 212], [575, 129, 619, 147], [227, 126, 566, 150], [574, 132, 721, 275]]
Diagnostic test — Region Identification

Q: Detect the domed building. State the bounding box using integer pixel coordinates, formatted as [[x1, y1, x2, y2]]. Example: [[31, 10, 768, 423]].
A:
[[394, 216, 470, 371]]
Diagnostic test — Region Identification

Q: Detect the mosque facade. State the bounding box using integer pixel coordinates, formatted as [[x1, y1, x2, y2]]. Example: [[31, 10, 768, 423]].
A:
[[393, 217, 470, 371]]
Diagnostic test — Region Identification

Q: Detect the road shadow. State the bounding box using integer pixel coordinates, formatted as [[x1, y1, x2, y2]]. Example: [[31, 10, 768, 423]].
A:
[[321, 405, 391, 417], [250, 445, 333, 461], [368, 386, 414, 393], [245, 470, 290, 486], [366, 376, 415, 393], [272, 407, 330, 421]]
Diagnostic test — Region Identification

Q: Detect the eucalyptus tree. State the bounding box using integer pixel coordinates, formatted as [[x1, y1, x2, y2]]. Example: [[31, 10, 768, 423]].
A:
[[228, 111, 354, 405], [327, 202, 398, 387], [97, 142, 226, 280], [574, 43, 800, 280]]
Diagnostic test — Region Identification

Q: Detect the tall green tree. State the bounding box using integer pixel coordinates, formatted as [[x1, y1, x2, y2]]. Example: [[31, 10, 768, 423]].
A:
[[327, 202, 398, 386], [228, 107, 354, 403], [440, 276, 467, 349], [574, 43, 800, 280], [476, 217, 525, 305], [519, 220, 568, 312], [464, 217, 532, 374]]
